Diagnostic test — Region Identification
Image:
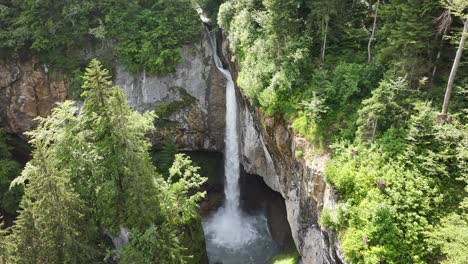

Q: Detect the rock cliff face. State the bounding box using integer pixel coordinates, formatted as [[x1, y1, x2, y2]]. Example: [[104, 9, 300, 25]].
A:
[[221, 38, 345, 263], [238, 100, 344, 264], [1, 32, 225, 152], [115, 32, 226, 151], [0, 58, 67, 135]]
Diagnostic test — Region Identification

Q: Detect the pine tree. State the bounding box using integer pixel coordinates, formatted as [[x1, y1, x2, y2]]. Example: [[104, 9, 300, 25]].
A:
[[6, 102, 100, 264]]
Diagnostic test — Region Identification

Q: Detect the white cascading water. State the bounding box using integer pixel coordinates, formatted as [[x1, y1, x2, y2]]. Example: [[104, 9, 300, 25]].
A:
[[203, 32, 258, 249]]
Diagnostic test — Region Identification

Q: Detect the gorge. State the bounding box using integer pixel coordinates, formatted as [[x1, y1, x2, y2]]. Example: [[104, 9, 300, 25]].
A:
[[1, 1, 467, 263], [0, 27, 340, 263]]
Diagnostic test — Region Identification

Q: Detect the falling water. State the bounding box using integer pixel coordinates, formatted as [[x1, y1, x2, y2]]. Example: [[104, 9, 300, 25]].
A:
[[203, 31, 259, 249]]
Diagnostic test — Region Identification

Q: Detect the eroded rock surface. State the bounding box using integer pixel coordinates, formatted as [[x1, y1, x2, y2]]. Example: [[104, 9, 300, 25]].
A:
[[0, 58, 67, 135]]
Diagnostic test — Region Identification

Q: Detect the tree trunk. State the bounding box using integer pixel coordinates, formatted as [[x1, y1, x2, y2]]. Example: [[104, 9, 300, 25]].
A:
[[371, 119, 378, 141], [368, 0, 380, 63], [441, 18, 468, 117], [321, 18, 329, 65]]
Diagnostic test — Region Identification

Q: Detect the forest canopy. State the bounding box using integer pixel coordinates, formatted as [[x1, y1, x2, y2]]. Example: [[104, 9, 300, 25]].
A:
[[0, 0, 199, 74]]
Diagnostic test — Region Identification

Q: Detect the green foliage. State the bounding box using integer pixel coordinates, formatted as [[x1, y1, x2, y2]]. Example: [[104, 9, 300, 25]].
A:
[[0, 220, 8, 264], [378, 0, 443, 82], [156, 135, 179, 177], [220, 0, 467, 262], [155, 87, 197, 120], [356, 77, 409, 140], [294, 149, 304, 159], [0, 0, 200, 74], [120, 224, 187, 264], [4, 59, 207, 262], [5, 102, 101, 263], [0, 130, 22, 215], [114, 0, 200, 74], [166, 154, 207, 224], [429, 205, 468, 264], [324, 103, 467, 263]]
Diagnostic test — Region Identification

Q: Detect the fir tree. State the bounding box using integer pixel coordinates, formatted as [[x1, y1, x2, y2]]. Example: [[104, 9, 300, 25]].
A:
[[74, 59, 162, 234], [378, 0, 442, 83], [6, 102, 100, 264]]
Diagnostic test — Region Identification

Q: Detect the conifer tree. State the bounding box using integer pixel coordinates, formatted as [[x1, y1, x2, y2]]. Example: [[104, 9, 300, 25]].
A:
[[379, 0, 442, 82], [6, 102, 100, 264], [75, 59, 162, 234]]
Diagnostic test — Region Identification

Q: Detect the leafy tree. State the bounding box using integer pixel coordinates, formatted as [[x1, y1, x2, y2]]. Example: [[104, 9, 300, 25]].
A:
[[119, 223, 187, 264], [430, 211, 468, 264], [121, 154, 206, 264], [113, 0, 200, 73], [0, 0, 200, 73], [325, 103, 467, 263]]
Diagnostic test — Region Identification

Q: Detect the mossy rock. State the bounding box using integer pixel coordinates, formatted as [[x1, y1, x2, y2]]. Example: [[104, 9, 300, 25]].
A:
[[155, 87, 197, 122]]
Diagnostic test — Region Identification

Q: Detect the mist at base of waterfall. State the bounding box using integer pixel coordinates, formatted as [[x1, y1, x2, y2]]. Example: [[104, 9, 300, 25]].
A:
[[203, 211, 279, 264]]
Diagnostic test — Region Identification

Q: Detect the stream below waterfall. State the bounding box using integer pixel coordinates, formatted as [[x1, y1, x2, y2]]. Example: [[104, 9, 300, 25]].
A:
[[190, 151, 296, 264]]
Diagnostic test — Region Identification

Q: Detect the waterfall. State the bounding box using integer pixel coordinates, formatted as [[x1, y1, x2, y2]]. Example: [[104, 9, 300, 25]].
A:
[[212, 34, 240, 213], [203, 31, 258, 249]]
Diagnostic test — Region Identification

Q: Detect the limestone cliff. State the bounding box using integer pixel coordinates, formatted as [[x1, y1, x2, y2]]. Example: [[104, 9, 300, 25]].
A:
[[238, 99, 345, 264]]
